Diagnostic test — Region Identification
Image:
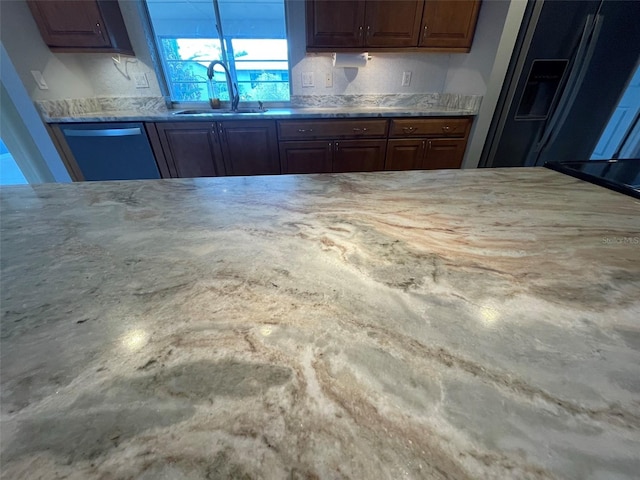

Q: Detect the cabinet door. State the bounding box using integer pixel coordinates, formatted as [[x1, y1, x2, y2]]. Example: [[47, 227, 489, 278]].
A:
[[280, 141, 333, 174], [28, 0, 109, 47], [385, 139, 426, 170], [306, 0, 366, 48], [220, 121, 280, 176], [27, 0, 133, 54], [154, 123, 224, 178], [365, 1, 423, 47], [419, 0, 481, 50], [333, 139, 387, 173], [424, 138, 466, 169]]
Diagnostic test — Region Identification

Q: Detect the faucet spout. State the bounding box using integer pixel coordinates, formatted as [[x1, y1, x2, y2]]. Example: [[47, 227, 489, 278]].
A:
[[207, 61, 240, 111]]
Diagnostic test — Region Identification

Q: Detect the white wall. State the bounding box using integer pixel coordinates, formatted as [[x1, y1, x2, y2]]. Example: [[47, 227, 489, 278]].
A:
[[0, 0, 161, 99], [0, 0, 94, 100], [1, 0, 509, 101], [287, 0, 510, 97], [0, 43, 70, 182]]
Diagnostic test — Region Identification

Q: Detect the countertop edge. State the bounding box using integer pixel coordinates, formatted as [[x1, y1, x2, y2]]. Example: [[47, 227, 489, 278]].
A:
[[43, 108, 478, 124]]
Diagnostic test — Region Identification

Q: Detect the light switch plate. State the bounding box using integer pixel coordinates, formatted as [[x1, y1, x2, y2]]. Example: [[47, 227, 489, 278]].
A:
[[133, 72, 149, 88], [302, 72, 314, 87], [402, 71, 412, 87], [30, 70, 49, 90]]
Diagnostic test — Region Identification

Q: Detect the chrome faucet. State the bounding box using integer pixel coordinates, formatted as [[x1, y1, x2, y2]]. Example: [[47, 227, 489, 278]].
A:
[[207, 60, 240, 111]]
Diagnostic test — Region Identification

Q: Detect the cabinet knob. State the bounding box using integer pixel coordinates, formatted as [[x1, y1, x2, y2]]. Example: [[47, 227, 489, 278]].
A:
[[402, 126, 416, 133], [442, 125, 455, 133]]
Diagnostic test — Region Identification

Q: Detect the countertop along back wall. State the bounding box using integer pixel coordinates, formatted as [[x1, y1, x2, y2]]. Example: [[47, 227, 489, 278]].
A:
[[1, 0, 509, 102]]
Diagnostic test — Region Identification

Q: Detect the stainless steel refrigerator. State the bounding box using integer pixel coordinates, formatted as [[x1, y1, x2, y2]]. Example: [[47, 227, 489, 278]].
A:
[[479, 0, 640, 168]]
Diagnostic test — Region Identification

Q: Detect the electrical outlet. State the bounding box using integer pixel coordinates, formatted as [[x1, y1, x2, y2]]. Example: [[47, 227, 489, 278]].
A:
[[302, 72, 315, 87], [325, 72, 333, 88], [30, 70, 49, 90], [402, 71, 412, 87], [133, 72, 149, 88]]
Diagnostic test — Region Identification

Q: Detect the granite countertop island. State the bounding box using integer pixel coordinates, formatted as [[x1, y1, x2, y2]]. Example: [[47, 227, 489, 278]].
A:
[[1, 168, 639, 479]]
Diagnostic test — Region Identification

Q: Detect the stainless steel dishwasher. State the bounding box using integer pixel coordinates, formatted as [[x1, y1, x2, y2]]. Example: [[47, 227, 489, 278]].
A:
[[61, 122, 161, 181]]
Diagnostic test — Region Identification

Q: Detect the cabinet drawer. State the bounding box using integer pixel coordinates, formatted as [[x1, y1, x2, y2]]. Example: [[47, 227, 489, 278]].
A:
[[389, 118, 471, 137], [278, 119, 388, 140]]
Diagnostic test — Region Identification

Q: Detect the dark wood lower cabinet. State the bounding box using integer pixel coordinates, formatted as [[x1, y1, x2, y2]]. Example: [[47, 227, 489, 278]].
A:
[[425, 138, 466, 169], [279, 141, 333, 174], [333, 139, 387, 173], [149, 117, 470, 179], [385, 138, 466, 170], [385, 139, 425, 170], [153, 122, 224, 178], [219, 121, 280, 176]]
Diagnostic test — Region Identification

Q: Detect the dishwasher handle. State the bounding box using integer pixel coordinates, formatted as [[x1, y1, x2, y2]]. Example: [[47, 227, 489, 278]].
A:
[[63, 127, 142, 137]]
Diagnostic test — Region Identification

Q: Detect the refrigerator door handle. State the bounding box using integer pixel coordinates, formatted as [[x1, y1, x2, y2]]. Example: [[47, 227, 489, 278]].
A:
[[534, 13, 603, 156]]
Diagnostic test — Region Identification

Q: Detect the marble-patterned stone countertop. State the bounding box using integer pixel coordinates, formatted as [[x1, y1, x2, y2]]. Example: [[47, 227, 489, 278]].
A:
[[37, 93, 481, 123], [1, 168, 639, 479]]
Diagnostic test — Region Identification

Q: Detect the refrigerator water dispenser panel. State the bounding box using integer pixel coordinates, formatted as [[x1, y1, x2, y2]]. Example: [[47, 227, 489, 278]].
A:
[[516, 60, 569, 120]]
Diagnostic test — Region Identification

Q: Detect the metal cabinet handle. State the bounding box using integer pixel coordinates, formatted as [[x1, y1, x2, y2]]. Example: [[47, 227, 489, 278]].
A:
[[359, 26, 363, 37], [297, 128, 313, 133], [335, 142, 339, 150], [352, 128, 368, 133], [422, 140, 426, 150], [423, 25, 428, 37], [366, 25, 371, 36], [442, 126, 455, 132], [63, 127, 141, 137], [402, 126, 416, 133], [428, 140, 432, 149]]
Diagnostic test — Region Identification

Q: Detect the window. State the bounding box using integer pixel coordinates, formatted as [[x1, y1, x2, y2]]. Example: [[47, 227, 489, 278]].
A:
[[145, 0, 290, 103]]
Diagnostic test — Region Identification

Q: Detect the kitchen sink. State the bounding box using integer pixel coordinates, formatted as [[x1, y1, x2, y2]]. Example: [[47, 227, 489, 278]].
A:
[[172, 108, 268, 115]]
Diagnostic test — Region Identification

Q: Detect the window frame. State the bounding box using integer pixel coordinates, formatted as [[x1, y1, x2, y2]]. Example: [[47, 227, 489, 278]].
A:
[[141, 0, 292, 108]]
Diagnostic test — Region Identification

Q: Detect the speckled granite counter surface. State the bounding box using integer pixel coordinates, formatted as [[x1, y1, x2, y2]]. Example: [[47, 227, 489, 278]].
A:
[[37, 93, 481, 123], [1, 168, 639, 479]]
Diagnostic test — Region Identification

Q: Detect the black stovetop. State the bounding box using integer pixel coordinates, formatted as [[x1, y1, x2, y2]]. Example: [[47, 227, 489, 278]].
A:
[[544, 159, 640, 199]]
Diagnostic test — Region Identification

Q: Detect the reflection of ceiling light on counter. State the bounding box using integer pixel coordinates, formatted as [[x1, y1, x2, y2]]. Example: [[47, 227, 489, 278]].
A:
[[260, 326, 272, 337], [121, 328, 149, 351], [479, 305, 500, 326]]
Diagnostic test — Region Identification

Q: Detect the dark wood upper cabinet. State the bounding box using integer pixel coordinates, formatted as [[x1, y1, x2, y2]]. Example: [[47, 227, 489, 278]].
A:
[[219, 121, 281, 176], [364, 1, 423, 48], [27, 0, 134, 54], [419, 0, 481, 51], [306, 0, 480, 52], [306, 1, 366, 48]]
